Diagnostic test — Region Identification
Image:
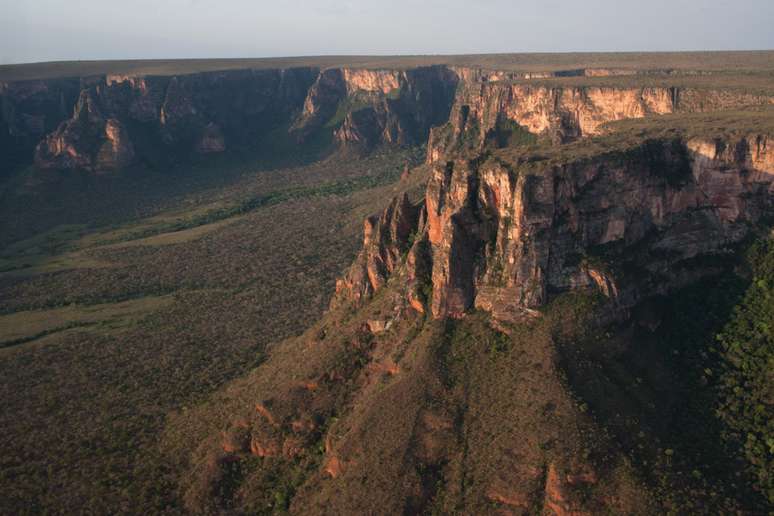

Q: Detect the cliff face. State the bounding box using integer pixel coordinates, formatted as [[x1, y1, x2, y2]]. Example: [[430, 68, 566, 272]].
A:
[[8, 64, 774, 173], [10, 66, 460, 172], [338, 134, 774, 320], [0, 79, 81, 175], [292, 66, 459, 148], [332, 193, 422, 307], [426, 83, 774, 162], [32, 68, 317, 170], [35, 89, 136, 171]]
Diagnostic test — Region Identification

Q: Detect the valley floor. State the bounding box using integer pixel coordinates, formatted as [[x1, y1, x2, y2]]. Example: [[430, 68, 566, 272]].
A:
[[0, 147, 424, 513]]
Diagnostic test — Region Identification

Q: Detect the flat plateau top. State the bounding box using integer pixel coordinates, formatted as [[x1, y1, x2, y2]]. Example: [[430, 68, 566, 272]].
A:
[[2, 51, 774, 82]]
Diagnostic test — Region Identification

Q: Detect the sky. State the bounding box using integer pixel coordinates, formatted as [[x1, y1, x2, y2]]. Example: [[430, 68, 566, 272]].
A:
[[1, 0, 773, 64]]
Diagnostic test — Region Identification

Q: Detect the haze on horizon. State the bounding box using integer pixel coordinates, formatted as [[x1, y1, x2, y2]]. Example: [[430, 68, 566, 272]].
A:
[[1, 0, 773, 65]]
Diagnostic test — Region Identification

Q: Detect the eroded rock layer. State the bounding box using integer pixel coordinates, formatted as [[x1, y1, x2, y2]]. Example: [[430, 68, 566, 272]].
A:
[[427, 83, 774, 161], [30, 68, 318, 170], [337, 134, 774, 321], [8, 64, 773, 173]]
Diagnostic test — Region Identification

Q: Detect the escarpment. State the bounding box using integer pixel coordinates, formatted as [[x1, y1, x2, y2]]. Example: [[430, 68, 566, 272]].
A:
[[292, 66, 459, 147], [0, 78, 81, 176], [35, 89, 136, 170], [426, 83, 774, 161], [5, 63, 774, 174], [332, 193, 422, 307], [8, 66, 459, 172], [31, 68, 318, 170], [148, 59, 774, 514], [338, 133, 774, 321]]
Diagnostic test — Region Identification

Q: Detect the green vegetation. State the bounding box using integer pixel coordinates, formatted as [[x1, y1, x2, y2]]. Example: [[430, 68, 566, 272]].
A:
[[1, 51, 773, 514], [324, 88, 402, 129], [488, 106, 774, 178], [716, 237, 774, 503], [325, 92, 374, 128], [487, 118, 538, 149], [551, 234, 774, 512], [0, 147, 422, 514], [0, 295, 172, 349]]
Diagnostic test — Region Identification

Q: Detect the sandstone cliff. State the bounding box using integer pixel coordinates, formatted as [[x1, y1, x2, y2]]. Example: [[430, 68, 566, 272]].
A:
[[337, 133, 774, 322], [332, 193, 422, 307], [6, 64, 774, 173], [145, 64, 774, 514], [0, 78, 81, 175], [426, 83, 774, 161], [35, 89, 136, 171], [31, 68, 317, 170], [18, 65, 459, 171], [292, 66, 458, 148]]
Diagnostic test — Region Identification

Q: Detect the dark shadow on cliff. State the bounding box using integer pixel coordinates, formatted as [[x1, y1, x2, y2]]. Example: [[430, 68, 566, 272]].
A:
[[554, 264, 769, 512], [0, 125, 355, 247]]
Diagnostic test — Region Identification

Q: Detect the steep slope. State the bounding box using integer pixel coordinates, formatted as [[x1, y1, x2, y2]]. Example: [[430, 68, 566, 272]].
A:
[[5, 62, 774, 175], [292, 66, 459, 148], [32, 68, 318, 170], [0, 78, 81, 176], [165, 106, 774, 513], [4, 57, 774, 514], [427, 82, 774, 160], [5, 66, 459, 173], [338, 131, 774, 321], [166, 285, 655, 515]]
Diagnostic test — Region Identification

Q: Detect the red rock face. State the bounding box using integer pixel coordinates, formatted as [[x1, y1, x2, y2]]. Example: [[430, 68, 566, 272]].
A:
[[426, 82, 774, 162], [0, 78, 82, 175], [426, 136, 774, 319], [293, 66, 459, 148], [34, 89, 136, 171], [332, 193, 421, 308], [29, 68, 318, 171], [337, 135, 774, 321]]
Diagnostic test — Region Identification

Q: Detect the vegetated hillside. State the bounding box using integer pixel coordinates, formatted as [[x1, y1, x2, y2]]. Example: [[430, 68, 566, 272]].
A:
[[1, 53, 773, 514], [163, 108, 774, 514], [0, 143, 428, 513]]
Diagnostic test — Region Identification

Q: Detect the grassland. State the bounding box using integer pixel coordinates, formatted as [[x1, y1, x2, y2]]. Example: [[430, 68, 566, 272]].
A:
[[1, 50, 772, 513], [2, 51, 774, 81], [0, 143, 425, 514], [0, 295, 173, 350]]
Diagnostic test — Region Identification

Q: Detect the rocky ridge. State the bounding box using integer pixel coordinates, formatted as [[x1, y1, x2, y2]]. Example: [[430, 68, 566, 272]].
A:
[[5, 64, 773, 173], [426, 82, 774, 160], [155, 65, 774, 514], [30, 68, 318, 170], [336, 133, 774, 322]]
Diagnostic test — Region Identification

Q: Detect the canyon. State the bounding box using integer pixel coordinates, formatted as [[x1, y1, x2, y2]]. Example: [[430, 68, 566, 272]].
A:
[[2, 54, 773, 515], [4, 62, 773, 175]]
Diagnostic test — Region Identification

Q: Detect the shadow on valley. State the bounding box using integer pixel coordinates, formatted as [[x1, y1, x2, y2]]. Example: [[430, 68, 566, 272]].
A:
[[0, 125, 335, 248], [554, 249, 770, 512], [0, 141, 426, 513]]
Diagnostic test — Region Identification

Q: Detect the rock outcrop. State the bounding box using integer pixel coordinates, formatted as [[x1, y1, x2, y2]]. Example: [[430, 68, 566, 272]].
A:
[[6, 64, 774, 174], [338, 134, 774, 321], [35, 89, 136, 171], [16, 66, 459, 172], [293, 66, 459, 148], [426, 83, 774, 162], [32, 68, 318, 170], [0, 78, 81, 175], [332, 193, 422, 307]]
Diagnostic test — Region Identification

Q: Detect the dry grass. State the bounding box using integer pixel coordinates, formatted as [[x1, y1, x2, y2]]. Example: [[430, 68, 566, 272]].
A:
[[0, 295, 173, 349], [2, 51, 774, 81], [0, 148, 422, 514]]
